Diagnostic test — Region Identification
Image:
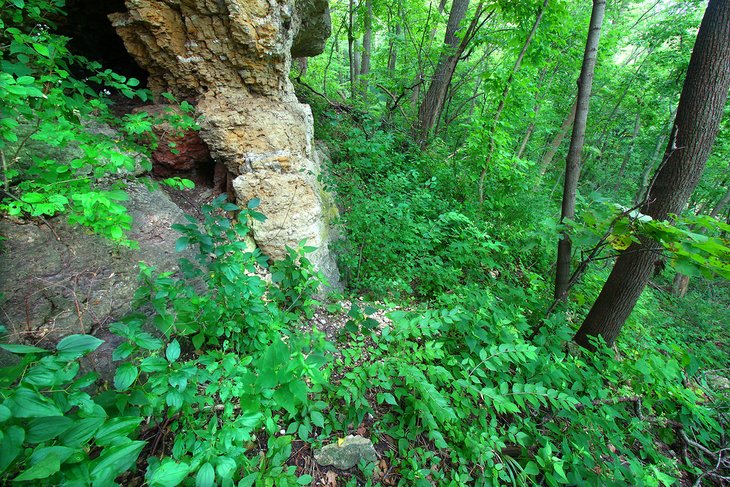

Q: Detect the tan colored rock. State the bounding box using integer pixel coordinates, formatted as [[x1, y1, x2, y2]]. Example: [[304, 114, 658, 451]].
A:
[[110, 0, 340, 287]]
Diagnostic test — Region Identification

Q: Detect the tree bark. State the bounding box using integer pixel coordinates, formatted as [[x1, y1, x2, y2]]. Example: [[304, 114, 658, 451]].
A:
[[554, 0, 606, 300], [478, 0, 549, 203], [612, 111, 641, 192], [388, 24, 401, 72], [348, 0, 357, 99], [415, 0, 473, 144], [539, 98, 577, 175], [634, 108, 677, 205], [574, 0, 730, 349], [360, 0, 373, 95]]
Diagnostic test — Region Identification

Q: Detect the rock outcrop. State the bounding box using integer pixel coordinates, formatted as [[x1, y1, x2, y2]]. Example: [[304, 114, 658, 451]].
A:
[[109, 0, 339, 286], [0, 183, 190, 347], [132, 104, 212, 176]]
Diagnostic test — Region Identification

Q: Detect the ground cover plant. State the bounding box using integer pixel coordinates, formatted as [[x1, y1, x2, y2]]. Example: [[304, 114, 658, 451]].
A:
[[1, 0, 730, 485]]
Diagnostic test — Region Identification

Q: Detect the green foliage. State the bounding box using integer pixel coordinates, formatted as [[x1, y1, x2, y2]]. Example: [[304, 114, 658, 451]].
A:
[[0, 0, 197, 245], [0, 333, 144, 484], [109, 196, 331, 484]]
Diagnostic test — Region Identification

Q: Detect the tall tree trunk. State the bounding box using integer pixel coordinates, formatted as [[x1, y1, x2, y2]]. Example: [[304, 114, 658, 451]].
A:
[[388, 24, 401, 72], [354, 39, 361, 79], [516, 65, 554, 159], [348, 0, 357, 99], [574, 0, 730, 349], [415, 0, 473, 144], [539, 98, 577, 175], [554, 0, 606, 300], [634, 108, 677, 204], [478, 0, 549, 203], [612, 111, 641, 192], [360, 0, 373, 96]]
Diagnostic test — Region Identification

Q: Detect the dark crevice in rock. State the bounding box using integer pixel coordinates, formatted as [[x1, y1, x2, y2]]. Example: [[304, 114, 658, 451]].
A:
[[55, 0, 149, 85]]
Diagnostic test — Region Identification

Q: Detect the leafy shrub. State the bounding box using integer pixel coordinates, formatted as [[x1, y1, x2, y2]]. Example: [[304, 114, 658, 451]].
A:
[[0, 0, 196, 245], [0, 333, 144, 484]]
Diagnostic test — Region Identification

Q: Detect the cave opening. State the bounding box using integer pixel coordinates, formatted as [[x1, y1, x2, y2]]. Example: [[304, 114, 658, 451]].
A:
[[55, 0, 148, 88]]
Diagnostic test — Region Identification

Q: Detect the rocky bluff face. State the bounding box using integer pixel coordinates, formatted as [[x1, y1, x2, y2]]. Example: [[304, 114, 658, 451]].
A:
[[109, 0, 339, 286]]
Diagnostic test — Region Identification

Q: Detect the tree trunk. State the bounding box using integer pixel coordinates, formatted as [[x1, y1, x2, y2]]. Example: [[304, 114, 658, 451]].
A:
[[347, 0, 357, 99], [360, 0, 373, 95], [415, 0, 473, 144], [539, 98, 577, 175], [634, 108, 677, 204], [388, 24, 401, 72], [478, 0, 549, 203], [612, 111, 641, 192], [574, 0, 730, 349], [554, 0, 606, 301]]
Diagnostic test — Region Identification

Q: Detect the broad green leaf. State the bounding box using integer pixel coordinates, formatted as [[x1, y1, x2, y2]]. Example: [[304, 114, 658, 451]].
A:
[[0, 425, 24, 472], [95, 417, 142, 446], [13, 453, 60, 481], [195, 462, 215, 487], [166, 340, 181, 362], [297, 474, 314, 485], [148, 459, 190, 486], [8, 388, 63, 418], [0, 404, 11, 422], [32, 43, 50, 58], [60, 416, 105, 447], [114, 363, 139, 391], [56, 334, 104, 359], [26, 416, 73, 443], [215, 456, 236, 479], [140, 356, 168, 372], [90, 440, 145, 482], [310, 411, 325, 428]]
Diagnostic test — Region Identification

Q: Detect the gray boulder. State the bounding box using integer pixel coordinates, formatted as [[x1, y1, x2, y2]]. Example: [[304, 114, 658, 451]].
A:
[[0, 182, 189, 350], [314, 435, 378, 470]]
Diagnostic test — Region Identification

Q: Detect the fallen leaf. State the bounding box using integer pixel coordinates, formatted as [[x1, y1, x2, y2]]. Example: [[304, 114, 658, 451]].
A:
[[325, 471, 337, 487]]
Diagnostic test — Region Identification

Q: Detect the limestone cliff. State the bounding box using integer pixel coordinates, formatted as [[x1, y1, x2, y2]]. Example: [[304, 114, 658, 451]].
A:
[[109, 0, 339, 285]]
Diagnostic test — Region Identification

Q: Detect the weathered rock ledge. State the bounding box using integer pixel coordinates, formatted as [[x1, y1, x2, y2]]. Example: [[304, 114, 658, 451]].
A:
[[109, 0, 340, 286]]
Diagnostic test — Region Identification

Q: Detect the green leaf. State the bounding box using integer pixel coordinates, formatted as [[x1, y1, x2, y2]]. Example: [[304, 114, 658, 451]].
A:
[[114, 363, 139, 391], [13, 453, 60, 481], [90, 440, 145, 482], [247, 198, 260, 209], [175, 237, 190, 252], [195, 462, 215, 487], [310, 411, 324, 428], [0, 404, 11, 422], [297, 474, 314, 485], [32, 44, 50, 58], [26, 416, 73, 443], [192, 333, 205, 350], [0, 425, 24, 472], [8, 388, 63, 418], [95, 417, 142, 446], [0, 343, 47, 354], [140, 356, 168, 372], [60, 416, 106, 447], [56, 334, 104, 359], [166, 340, 181, 362], [148, 459, 191, 487], [215, 456, 236, 479]]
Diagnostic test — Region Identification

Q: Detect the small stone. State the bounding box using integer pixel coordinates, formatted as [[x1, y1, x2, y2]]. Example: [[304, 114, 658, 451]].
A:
[[314, 435, 378, 470]]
